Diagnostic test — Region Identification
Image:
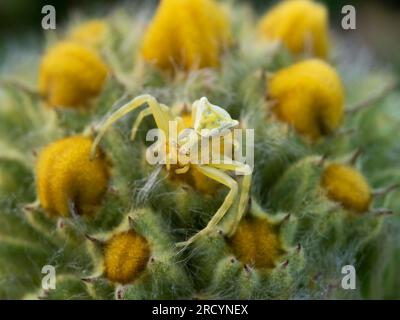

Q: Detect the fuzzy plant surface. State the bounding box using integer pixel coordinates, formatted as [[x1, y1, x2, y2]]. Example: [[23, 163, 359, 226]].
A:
[[0, 0, 399, 300]]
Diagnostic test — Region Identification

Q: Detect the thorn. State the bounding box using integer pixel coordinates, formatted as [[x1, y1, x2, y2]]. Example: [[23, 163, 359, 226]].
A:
[[282, 259, 289, 269], [373, 183, 399, 198], [318, 154, 327, 167], [181, 184, 191, 192], [244, 264, 252, 273], [372, 208, 394, 217], [347, 80, 397, 114], [128, 215, 135, 228], [115, 286, 124, 300], [85, 234, 104, 246], [23, 205, 35, 213], [279, 213, 291, 225], [23, 201, 40, 213], [149, 257, 155, 264], [247, 197, 252, 211], [68, 199, 79, 218], [348, 147, 363, 165], [81, 277, 97, 283], [181, 103, 189, 114], [108, 185, 119, 195], [57, 218, 65, 230]]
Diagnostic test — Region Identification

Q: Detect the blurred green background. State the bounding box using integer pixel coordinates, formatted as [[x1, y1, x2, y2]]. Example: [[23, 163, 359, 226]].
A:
[[0, 0, 400, 71]]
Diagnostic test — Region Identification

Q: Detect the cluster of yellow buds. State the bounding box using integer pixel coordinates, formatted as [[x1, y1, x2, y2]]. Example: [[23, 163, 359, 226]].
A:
[[29, 0, 382, 296]]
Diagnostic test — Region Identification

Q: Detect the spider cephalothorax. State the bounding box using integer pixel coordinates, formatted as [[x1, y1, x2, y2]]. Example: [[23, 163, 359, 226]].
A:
[[90, 95, 252, 249]]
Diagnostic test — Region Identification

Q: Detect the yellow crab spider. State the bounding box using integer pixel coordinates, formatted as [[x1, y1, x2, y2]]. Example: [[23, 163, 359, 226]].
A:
[[90, 94, 252, 249]]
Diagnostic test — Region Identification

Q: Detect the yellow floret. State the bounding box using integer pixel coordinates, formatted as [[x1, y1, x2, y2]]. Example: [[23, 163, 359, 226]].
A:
[[68, 20, 108, 48], [179, 110, 193, 130], [39, 41, 108, 108], [259, 0, 329, 58], [168, 163, 220, 195], [36, 136, 110, 217], [321, 163, 372, 213], [190, 166, 220, 195], [229, 217, 284, 269], [268, 59, 344, 141], [104, 231, 150, 284], [141, 0, 232, 71]]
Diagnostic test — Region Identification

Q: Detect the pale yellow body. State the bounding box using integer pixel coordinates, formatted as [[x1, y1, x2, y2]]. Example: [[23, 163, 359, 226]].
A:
[[259, 0, 329, 58], [168, 110, 221, 194], [268, 59, 344, 141], [36, 136, 110, 217]]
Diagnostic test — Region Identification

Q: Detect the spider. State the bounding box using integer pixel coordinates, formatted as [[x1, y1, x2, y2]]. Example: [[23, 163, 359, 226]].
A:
[[90, 94, 252, 249]]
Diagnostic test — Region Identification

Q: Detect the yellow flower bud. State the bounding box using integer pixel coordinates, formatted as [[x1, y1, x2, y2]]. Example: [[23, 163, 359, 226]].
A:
[[36, 136, 110, 217], [321, 163, 372, 213], [68, 20, 108, 48], [268, 59, 344, 141], [39, 41, 108, 108], [141, 0, 232, 71], [229, 217, 284, 269], [258, 0, 329, 58], [104, 231, 150, 284]]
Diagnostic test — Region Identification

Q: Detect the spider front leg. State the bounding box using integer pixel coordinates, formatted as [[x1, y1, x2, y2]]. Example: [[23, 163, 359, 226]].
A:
[[131, 103, 171, 141], [130, 108, 152, 141], [90, 94, 171, 159], [176, 165, 238, 249]]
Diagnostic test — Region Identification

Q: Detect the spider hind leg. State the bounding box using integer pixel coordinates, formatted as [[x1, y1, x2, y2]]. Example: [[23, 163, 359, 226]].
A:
[[176, 165, 238, 249]]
